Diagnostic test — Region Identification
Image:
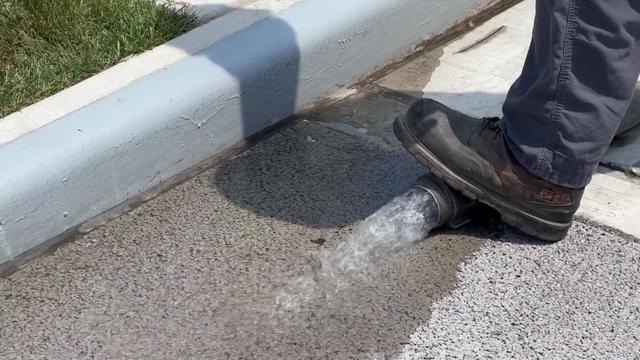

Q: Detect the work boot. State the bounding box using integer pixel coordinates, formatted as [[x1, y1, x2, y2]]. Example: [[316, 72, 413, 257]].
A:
[[393, 99, 584, 241]]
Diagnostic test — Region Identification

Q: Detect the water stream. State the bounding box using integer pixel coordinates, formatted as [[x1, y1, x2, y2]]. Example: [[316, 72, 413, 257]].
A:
[[276, 188, 441, 317]]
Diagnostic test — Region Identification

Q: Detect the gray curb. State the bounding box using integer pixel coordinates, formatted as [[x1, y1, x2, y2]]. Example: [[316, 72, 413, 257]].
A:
[[0, 0, 493, 267]]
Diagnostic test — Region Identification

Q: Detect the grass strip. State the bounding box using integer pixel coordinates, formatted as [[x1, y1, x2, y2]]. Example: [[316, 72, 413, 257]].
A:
[[0, 0, 197, 118]]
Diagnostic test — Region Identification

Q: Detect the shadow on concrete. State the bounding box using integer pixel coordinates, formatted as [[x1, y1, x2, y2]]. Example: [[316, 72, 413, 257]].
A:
[[211, 94, 424, 229], [191, 4, 300, 140]]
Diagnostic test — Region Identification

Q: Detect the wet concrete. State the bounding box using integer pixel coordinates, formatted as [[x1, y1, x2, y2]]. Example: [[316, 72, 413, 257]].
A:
[[0, 94, 492, 359], [1, 88, 638, 359], [374, 47, 444, 100]]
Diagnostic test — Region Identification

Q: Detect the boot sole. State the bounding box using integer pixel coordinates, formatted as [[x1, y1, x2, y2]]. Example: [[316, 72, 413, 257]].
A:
[[393, 115, 571, 242]]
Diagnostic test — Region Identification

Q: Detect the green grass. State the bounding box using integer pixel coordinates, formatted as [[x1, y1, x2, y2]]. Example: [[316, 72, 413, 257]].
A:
[[0, 0, 198, 118]]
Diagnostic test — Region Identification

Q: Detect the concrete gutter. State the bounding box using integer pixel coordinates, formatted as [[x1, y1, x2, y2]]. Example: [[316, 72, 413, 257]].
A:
[[0, 0, 499, 268]]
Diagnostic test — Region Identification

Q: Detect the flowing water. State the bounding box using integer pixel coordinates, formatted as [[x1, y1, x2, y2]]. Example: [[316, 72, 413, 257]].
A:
[[276, 188, 441, 317]]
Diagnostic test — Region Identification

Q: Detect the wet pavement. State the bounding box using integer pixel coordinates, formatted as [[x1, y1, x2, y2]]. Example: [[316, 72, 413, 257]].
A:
[[1, 91, 639, 359], [0, 94, 494, 359]]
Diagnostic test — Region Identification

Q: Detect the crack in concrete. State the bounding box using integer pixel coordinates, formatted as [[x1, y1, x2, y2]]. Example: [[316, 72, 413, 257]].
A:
[[12, 198, 47, 225], [455, 25, 507, 54]]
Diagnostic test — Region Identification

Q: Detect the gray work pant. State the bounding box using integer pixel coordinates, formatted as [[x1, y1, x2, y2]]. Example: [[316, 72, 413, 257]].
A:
[[501, 0, 640, 188]]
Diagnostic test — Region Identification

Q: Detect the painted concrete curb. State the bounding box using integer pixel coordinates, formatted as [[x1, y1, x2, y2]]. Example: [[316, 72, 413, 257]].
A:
[[0, 0, 494, 266]]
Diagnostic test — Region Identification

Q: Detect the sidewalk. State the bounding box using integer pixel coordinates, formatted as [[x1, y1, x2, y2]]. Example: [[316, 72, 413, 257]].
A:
[[1, 1, 639, 358]]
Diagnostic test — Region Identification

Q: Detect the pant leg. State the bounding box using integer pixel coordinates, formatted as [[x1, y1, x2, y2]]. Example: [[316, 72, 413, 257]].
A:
[[501, 0, 640, 188]]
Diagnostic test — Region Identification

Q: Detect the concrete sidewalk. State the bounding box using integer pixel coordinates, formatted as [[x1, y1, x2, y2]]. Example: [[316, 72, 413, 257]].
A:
[[2, 1, 640, 358]]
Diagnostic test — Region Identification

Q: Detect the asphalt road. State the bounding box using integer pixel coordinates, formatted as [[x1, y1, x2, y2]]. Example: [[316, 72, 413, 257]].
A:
[[1, 93, 639, 359]]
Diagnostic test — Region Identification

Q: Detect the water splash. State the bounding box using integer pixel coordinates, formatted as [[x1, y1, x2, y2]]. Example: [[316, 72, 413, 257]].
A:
[[276, 189, 441, 316], [324, 188, 440, 275]]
